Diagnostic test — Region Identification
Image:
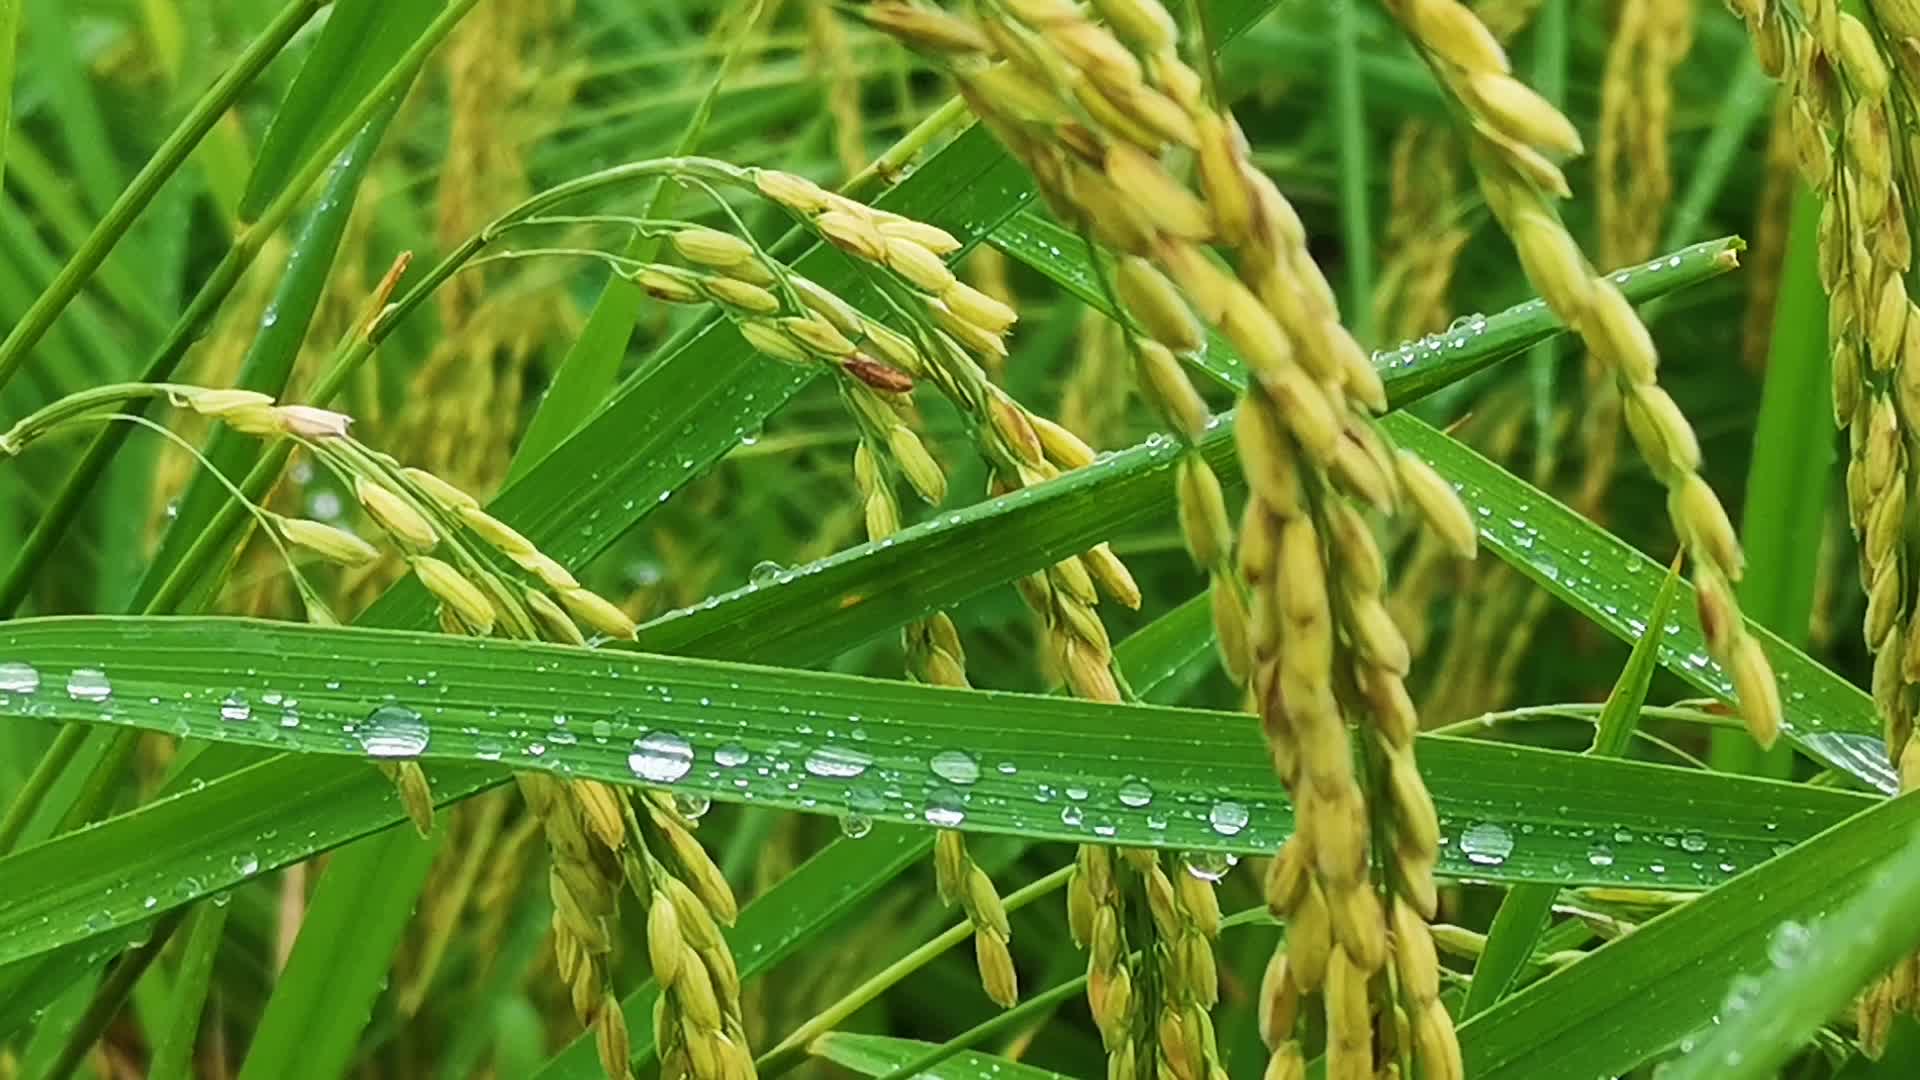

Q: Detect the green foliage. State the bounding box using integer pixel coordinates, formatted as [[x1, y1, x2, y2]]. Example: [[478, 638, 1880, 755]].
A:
[[0, 2, 1902, 1079]]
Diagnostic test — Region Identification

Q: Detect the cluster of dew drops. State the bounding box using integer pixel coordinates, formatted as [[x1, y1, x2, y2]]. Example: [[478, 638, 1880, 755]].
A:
[[0, 655, 1266, 881]]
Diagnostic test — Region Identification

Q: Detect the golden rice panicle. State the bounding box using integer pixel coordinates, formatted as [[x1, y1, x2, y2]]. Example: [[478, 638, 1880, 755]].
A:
[[1594, 1, 1692, 271], [852, 434, 1017, 1007], [629, 796, 756, 1078], [1387, 0, 1779, 749], [932, 0, 1248, 683], [748, 166, 1016, 359], [1731, 0, 1920, 1034]]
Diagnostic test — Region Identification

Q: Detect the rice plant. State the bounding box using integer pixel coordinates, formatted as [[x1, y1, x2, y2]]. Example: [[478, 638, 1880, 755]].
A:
[[0, 0, 1914, 1077]]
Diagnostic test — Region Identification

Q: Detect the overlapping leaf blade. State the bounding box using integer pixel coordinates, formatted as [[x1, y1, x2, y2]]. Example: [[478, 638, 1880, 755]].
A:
[[0, 615, 1871, 967]]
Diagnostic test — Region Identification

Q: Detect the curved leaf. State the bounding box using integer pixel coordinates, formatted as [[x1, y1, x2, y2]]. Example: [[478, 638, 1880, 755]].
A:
[[0, 616, 1872, 967]]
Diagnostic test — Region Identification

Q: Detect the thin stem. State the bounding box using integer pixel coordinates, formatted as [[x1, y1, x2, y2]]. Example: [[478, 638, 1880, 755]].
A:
[[0, 724, 86, 854], [0, 0, 478, 618], [0, 0, 325, 394], [1332, 0, 1373, 343], [755, 864, 1073, 1078], [840, 94, 971, 203], [44, 908, 190, 1080]]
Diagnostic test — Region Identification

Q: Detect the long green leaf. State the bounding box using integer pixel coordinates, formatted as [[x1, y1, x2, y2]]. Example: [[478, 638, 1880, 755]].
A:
[[0, 0, 326, 394], [813, 1033, 1072, 1079], [0, 0, 22, 213], [0, 615, 1873, 968], [1388, 414, 1891, 790], [0, 0, 478, 618], [1459, 790, 1920, 1078], [508, 0, 766, 479], [144, 902, 228, 1080], [1717, 183, 1830, 776], [131, 103, 400, 613], [232, 826, 440, 1080], [1657, 830, 1920, 1079], [235, 0, 438, 219]]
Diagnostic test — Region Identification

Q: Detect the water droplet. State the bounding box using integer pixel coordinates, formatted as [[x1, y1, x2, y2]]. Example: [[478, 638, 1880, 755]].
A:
[[1767, 920, 1811, 968], [1459, 822, 1514, 866], [924, 786, 966, 826], [1588, 844, 1615, 867], [674, 792, 712, 820], [930, 749, 980, 785], [1061, 803, 1084, 827], [231, 853, 260, 877], [1680, 831, 1708, 853], [0, 661, 39, 694], [839, 812, 873, 839], [359, 704, 429, 758], [1182, 851, 1237, 882], [749, 560, 784, 586], [1722, 973, 1764, 1015], [66, 668, 111, 702], [1117, 777, 1153, 808], [629, 731, 693, 783], [220, 693, 252, 723], [804, 745, 871, 779], [1207, 800, 1249, 837], [714, 742, 750, 767]]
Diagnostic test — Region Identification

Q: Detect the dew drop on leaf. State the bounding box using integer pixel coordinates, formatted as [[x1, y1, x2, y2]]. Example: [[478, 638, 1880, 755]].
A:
[[1459, 822, 1514, 866], [1182, 851, 1237, 882], [629, 731, 693, 783], [66, 668, 111, 702], [1207, 800, 1248, 836], [0, 661, 39, 695], [924, 786, 966, 826], [359, 704, 429, 758], [929, 749, 980, 785], [674, 791, 712, 820], [805, 745, 871, 779]]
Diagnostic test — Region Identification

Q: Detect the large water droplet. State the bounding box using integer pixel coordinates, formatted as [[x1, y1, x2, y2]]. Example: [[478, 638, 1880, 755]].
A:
[[0, 661, 39, 695], [674, 792, 712, 820], [66, 668, 111, 702], [1767, 920, 1811, 969], [839, 812, 873, 839], [1207, 800, 1249, 836], [924, 786, 966, 826], [359, 704, 429, 758], [1459, 822, 1514, 866], [714, 742, 750, 767], [1117, 777, 1153, 808], [1588, 844, 1615, 867], [805, 745, 871, 779], [1182, 851, 1237, 882], [629, 731, 693, 783], [749, 560, 784, 586], [929, 749, 980, 785], [220, 693, 252, 723]]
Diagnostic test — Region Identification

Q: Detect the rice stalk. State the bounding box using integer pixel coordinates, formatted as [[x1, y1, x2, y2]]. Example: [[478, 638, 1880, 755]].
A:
[[1723, 0, 1920, 1050], [1385, 0, 1781, 758]]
